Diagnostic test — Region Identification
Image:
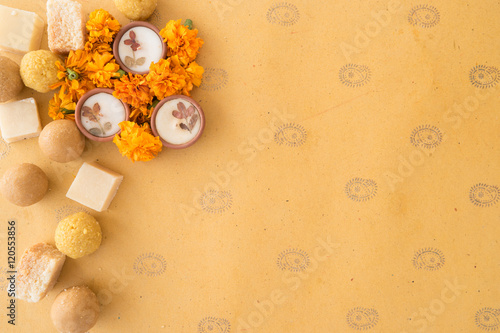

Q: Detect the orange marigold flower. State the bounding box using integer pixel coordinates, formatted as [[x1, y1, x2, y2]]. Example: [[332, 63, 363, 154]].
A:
[[146, 57, 187, 99], [86, 9, 121, 44], [113, 121, 162, 162], [86, 52, 121, 88], [182, 61, 204, 96], [159, 19, 204, 65], [113, 74, 153, 108], [48, 90, 76, 120], [129, 104, 153, 125]]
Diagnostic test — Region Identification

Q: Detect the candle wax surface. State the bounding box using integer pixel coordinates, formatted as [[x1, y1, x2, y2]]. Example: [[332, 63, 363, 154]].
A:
[[81, 93, 126, 138], [155, 98, 201, 145], [118, 26, 163, 73]]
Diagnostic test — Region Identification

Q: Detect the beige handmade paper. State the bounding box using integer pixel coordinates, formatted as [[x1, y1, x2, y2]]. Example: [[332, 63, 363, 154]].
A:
[[0, 0, 499, 332]]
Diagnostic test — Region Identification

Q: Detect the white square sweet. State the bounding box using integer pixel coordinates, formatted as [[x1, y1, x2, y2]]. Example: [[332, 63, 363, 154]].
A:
[[0, 98, 42, 143], [66, 162, 123, 212], [0, 4, 44, 53]]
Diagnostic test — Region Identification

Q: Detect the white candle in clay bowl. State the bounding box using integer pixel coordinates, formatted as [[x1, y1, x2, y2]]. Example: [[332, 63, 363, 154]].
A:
[[113, 22, 167, 75], [75, 88, 130, 142], [151, 95, 206, 149]]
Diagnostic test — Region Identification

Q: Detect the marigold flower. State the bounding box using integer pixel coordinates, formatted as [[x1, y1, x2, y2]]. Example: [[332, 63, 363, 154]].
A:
[[86, 9, 121, 44], [159, 19, 204, 65], [113, 74, 153, 108], [48, 91, 76, 120], [182, 61, 204, 96], [146, 58, 187, 99], [129, 104, 153, 125], [85, 39, 113, 54], [86, 52, 121, 88], [113, 121, 162, 162], [50, 49, 95, 100]]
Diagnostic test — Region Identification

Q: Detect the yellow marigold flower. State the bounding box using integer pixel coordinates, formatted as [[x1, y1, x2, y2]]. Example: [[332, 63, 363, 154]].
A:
[[52, 78, 95, 101], [50, 49, 94, 100], [61, 49, 89, 76], [85, 39, 113, 54], [113, 74, 153, 108], [113, 121, 162, 162], [48, 91, 76, 120], [86, 52, 120, 88], [159, 19, 204, 65], [86, 9, 121, 44], [182, 61, 204, 96], [146, 58, 187, 99]]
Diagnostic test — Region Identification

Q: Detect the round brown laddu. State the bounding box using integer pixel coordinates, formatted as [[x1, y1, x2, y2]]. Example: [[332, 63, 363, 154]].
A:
[[0, 56, 23, 103], [51, 285, 100, 333], [0, 163, 48, 206], [39, 120, 85, 163]]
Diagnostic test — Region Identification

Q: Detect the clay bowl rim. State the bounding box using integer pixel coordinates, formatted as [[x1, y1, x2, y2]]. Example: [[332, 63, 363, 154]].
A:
[[150, 95, 206, 149], [112, 21, 168, 75], [75, 88, 130, 142]]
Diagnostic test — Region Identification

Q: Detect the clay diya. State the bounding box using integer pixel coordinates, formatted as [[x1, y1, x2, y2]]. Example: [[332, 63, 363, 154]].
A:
[[113, 21, 167, 75], [150, 95, 205, 149], [75, 88, 130, 142]]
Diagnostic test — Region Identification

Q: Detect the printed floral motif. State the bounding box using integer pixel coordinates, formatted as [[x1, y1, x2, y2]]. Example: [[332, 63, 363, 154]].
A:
[[470, 184, 500, 207], [408, 4, 440, 28], [413, 248, 445, 271], [410, 125, 442, 149], [274, 123, 307, 147], [266, 3, 300, 26], [470, 65, 500, 89], [339, 64, 371, 87], [345, 178, 378, 202], [277, 249, 310, 272], [346, 307, 379, 330], [198, 317, 231, 333], [475, 308, 500, 331], [199, 190, 232, 214], [133, 252, 167, 277], [200, 68, 228, 91]]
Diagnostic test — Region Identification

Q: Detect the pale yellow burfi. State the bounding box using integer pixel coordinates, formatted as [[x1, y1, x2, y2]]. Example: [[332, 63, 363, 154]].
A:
[[66, 162, 123, 212], [0, 5, 44, 53], [0, 98, 41, 143]]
